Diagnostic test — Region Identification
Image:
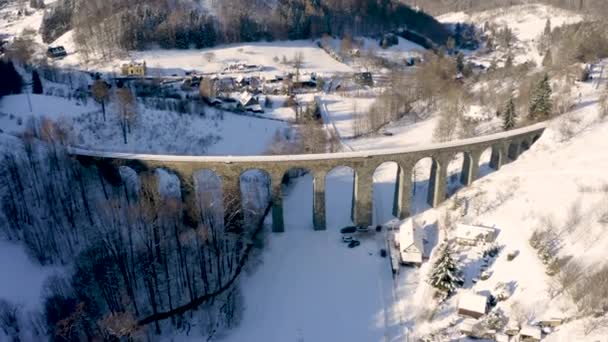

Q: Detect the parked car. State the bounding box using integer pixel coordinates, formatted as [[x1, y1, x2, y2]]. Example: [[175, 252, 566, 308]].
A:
[[348, 240, 361, 248], [375, 225, 382, 232], [380, 249, 387, 258], [356, 226, 370, 233], [342, 236, 353, 243], [340, 226, 357, 234]]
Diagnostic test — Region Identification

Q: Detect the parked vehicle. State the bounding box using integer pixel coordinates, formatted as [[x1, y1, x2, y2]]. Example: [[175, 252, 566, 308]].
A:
[[356, 226, 370, 233], [340, 226, 357, 234], [342, 236, 353, 243], [348, 240, 361, 248], [380, 249, 387, 258], [375, 225, 382, 232]]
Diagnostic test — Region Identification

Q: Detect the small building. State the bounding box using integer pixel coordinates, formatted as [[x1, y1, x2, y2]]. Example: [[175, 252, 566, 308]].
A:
[[47, 46, 67, 59], [457, 292, 488, 319], [519, 325, 542, 342], [505, 321, 521, 336], [238, 91, 259, 108], [397, 219, 425, 266], [354, 72, 373, 87], [121, 61, 146, 77], [459, 318, 484, 338], [455, 223, 498, 246]]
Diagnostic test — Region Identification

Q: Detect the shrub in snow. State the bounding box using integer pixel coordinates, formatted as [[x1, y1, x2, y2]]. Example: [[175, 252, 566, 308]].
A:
[[481, 308, 508, 331], [494, 282, 514, 301], [507, 250, 519, 261], [428, 244, 463, 296]]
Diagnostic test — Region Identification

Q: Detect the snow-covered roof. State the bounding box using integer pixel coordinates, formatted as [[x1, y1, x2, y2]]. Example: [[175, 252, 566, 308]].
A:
[[398, 219, 424, 263], [239, 91, 255, 106], [520, 325, 541, 339], [458, 292, 487, 315], [455, 223, 497, 242]]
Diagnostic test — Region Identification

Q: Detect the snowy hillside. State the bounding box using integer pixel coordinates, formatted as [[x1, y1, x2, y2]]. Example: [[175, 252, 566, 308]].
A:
[[439, 4, 583, 66]]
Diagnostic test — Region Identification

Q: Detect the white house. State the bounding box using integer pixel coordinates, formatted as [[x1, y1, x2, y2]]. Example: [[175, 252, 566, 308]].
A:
[[457, 292, 488, 319], [397, 219, 425, 266], [455, 223, 498, 246], [520, 325, 542, 342]]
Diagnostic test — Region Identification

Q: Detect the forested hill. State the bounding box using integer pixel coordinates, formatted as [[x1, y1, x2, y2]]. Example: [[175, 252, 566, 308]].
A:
[[42, 0, 449, 55]]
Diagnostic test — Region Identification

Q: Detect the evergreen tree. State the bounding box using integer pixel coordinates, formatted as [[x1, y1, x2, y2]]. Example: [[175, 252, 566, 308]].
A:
[[504, 53, 514, 69], [32, 70, 43, 94], [529, 73, 553, 120], [544, 18, 552, 36], [456, 52, 465, 73], [428, 244, 463, 295], [503, 96, 517, 130], [542, 49, 552, 67]]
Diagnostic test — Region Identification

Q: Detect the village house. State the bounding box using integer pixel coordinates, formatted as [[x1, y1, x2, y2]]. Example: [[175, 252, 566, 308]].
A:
[[121, 61, 146, 77], [519, 325, 542, 342], [455, 223, 498, 246], [47, 46, 67, 59], [237, 91, 263, 113], [397, 219, 425, 266], [354, 72, 373, 87], [457, 292, 488, 319], [459, 318, 487, 338]]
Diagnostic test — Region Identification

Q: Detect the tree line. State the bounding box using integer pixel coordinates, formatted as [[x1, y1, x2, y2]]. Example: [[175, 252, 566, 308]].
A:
[[39, 0, 449, 60]]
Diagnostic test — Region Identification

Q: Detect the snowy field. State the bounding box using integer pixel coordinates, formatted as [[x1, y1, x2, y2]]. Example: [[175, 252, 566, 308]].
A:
[[0, 94, 289, 155]]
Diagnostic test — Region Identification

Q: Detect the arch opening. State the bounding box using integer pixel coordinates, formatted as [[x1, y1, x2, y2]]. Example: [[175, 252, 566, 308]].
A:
[[446, 152, 470, 197], [478, 145, 501, 178], [193, 169, 225, 231], [240, 169, 272, 232], [325, 166, 355, 229], [521, 140, 531, 152], [508, 142, 520, 160], [410, 157, 439, 215], [372, 162, 400, 225], [281, 168, 314, 230]]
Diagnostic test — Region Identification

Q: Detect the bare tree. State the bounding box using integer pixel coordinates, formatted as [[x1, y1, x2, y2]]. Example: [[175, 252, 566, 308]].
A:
[[91, 79, 110, 121], [116, 87, 137, 144]]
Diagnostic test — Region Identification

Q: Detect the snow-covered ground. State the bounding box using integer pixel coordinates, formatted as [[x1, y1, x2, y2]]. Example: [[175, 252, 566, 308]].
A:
[[439, 4, 583, 67], [0, 94, 289, 155]]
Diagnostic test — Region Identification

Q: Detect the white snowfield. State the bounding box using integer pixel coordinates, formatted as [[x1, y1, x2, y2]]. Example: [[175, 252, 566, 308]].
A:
[[69, 122, 546, 162]]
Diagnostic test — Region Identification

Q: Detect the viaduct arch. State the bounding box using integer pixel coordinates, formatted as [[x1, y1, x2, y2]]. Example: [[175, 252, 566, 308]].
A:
[[71, 123, 546, 233]]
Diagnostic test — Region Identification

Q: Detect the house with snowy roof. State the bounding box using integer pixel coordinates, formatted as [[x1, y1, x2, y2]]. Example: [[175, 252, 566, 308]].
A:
[[457, 292, 488, 319], [397, 219, 425, 266], [455, 223, 498, 246]]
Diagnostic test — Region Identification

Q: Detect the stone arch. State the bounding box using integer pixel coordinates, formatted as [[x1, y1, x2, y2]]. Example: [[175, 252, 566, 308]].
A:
[[240, 168, 273, 231], [193, 169, 226, 230], [446, 152, 472, 197], [281, 167, 314, 230], [372, 161, 402, 225], [507, 140, 520, 161], [521, 139, 531, 152], [410, 156, 442, 215], [325, 166, 356, 229]]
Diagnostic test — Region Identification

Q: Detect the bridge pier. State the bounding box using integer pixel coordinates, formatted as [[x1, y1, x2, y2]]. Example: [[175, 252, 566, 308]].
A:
[[313, 171, 326, 230], [393, 165, 410, 220], [427, 158, 447, 207], [507, 141, 520, 161], [271, 182, 284, 232], [352, 170, 373, 227], [490, 145, 503, 170]]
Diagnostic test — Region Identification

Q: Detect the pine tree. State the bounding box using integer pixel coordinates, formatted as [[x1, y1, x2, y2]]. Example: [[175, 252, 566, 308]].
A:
[[428, 244, 463, 295], [456, 52, 465, 73], [529, 73, 553, 120], [32, 70, 43, 94], [542, 49, 552, 68], [543, 18, 552, 37], [503, 96, 517, 130]]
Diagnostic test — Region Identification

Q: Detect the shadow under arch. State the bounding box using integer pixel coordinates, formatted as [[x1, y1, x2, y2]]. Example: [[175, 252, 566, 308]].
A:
[[410, 156, 442, 215], [325, 166, 356, 229], [281, 167, 314, 231], [372, 161, 401, 225]]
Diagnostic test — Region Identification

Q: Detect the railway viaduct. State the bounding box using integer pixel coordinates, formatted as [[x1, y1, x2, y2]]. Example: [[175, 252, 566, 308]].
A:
[[71, 123, 546, 232]]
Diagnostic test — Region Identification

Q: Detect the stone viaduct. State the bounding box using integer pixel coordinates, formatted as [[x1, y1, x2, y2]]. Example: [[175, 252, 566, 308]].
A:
[[71, 123, 546, 233]]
